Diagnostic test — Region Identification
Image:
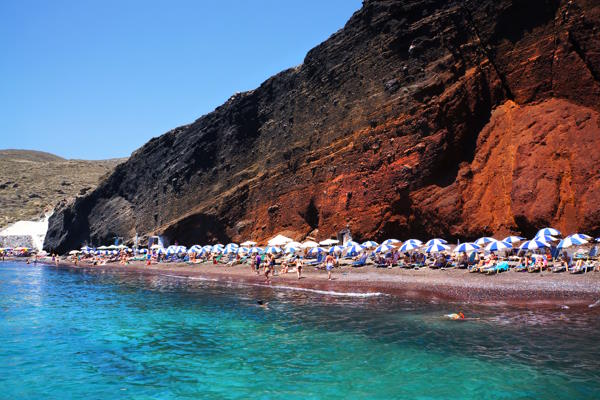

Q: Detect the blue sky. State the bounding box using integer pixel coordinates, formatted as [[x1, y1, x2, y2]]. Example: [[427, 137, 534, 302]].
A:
[[0, 0, 361, 160]]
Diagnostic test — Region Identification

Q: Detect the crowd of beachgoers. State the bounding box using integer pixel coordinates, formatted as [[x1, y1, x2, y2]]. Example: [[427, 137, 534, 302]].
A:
[[3, 228, 599, 281]]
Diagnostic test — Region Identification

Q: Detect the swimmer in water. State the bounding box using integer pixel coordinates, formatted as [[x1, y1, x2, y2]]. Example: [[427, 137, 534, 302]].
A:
[[256, 300, 269, 309], [446, 312, 465, 320]]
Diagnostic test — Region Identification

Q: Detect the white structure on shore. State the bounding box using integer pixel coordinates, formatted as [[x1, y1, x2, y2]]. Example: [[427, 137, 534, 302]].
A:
[[0, 213, 51, 251]]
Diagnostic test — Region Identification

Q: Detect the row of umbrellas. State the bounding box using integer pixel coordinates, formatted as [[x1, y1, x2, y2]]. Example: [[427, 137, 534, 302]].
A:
[[75, 228, 599, 257]]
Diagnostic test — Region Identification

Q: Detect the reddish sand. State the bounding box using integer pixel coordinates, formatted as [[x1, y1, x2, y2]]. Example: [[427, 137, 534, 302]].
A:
[[30, 258, 600, 309]]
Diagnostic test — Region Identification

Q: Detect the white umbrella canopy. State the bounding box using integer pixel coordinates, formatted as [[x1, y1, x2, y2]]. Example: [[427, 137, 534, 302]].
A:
[[284, 241, 302, 249], [150, 244, 162, 250], [240, 241, 257, 246], [268, 234, 293, 247], [319, 238, 339, 246], [300, 241, 319, 249]]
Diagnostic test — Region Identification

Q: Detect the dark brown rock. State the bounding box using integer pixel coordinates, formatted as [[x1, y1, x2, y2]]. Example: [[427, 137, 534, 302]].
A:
[[45, 0, 600, 253]]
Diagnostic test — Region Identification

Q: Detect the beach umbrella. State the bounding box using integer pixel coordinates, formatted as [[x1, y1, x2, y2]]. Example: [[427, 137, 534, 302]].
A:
[[474, 237, 497, 245], [519, 239, 549, 251], [405, 239, 423, 245], [502, 236, 525, 244], [307, 247, 326, 256], [344, 240, 362, 248], [557, 236, 588, 249], [535, 235, 558, 243], [596, 238, 600, 243], [236, 246, 249, 254], [328, 245, 344, 254], [535, 228, 561, 238], [485, 240, 512, 252], [300, 241, 319, 249], [453, 243, 480, 253], [69, 250, 81, 255], [188, 245, 203, 253], [361, 240, 378, 248], [345, 244, 365, 255], [223, 247, 239, 255], [284, 246, 298, 254], [224, 243, 239, 251], [81, 245, 93, 251], [265, 246, 282, 254], [211, 244, 224, 253], [319, 238, 339, 246], [202, 245, 213, 251], [249, 247, 263, 254], [240, 241, 257, 246], [424, 243, 450, 253], [425, 238, 447, 246], [399, 242, 421, 252], [267, 235, 293, 247], [284, 241, 302, 250], [176, 246, 187, 254], [568, 233, 592, 242], [98, 245, 109, 250], [137, 249, 148, 254], [382, 239, 401, 246], [374, 244, 394, 253]]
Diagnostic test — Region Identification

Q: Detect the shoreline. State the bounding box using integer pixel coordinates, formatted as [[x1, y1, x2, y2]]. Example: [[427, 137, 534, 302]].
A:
[[8, 257, 600, 309]]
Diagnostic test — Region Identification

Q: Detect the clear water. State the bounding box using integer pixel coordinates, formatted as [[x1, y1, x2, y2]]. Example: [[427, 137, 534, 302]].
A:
[[1, 261, 599, 399]]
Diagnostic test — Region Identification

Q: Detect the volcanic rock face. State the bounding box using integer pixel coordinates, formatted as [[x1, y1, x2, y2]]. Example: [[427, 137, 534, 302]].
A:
[[45, 0, 600, 252]]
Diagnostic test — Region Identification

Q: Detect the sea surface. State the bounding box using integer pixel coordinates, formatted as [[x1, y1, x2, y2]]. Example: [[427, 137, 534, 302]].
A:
[[1, 261, 599, 399]]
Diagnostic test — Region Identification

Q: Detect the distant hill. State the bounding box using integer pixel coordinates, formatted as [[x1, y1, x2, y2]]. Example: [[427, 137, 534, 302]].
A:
[[0, 149, 125, 228]]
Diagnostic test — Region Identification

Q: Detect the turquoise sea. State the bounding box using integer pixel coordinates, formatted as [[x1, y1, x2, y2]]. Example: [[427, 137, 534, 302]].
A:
[[1, 261, 599, 399]]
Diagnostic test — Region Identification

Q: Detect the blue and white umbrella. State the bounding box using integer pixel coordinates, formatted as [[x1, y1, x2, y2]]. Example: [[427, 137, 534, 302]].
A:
[[224, 243, 239, 252], [361, 241, 378, 248], [375, 244, 394, 253], [346, 244, 365, 254], [238, 246, 250, 254], [424, 243, 450, 253], [405, 239, 423, 245], [535, 228, 561, 238], [156, 248, 167, 255], [485, 240, 512, 252], [81, 246, 93, 251], [535, 235, 558, 243], [474, 237, 497, 245], [223, 246, 239, 255], [519, 239, 549, 251], [503, 236, 525, 244], [382, 239, 401, 246], [211, 244, 224, 253], [308, 247, 326, 256], [453, 242, 480, 253], [249, 247, 263, 254], [425, 238, 447, 246], [188, 245, 203, 253], [344, 240, 362, 248], [137, 248, 148, 254], [265, 246, 282, 254], [557, 236, 588, 249], [568, 233, 591, 242], [399, 241, 421, 252], [202, 245, 213, 252], [328, 245, 344, 254], [285, 246, 298, 254]]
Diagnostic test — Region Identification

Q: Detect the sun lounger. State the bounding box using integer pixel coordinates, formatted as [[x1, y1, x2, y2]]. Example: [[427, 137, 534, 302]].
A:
[[569, 263, 593, 274], [305, 254, 324, 266], [484, 261, 509, 274], [352, 255, 368, 267]]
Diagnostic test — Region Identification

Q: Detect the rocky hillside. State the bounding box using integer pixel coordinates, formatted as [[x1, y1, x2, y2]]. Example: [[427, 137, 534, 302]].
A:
[[45, 0, 600, 253], [0, 150, 124, 228]]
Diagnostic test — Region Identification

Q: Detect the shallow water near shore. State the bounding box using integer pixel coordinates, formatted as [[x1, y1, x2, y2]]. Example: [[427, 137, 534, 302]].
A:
[[1, 261, 599, 399]]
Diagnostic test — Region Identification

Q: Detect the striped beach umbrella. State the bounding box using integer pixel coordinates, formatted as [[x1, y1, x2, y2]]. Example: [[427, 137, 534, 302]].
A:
[[265, 246, 282, 254], [285, 246, 298, 254], [375, 244, 394, 253], [475, 237, 497, 245], [240, 241, 257, 246], [405, 239, 423, 245], [382, 239, 401, 246], [223, 246, 239, 255], [344, 240, 361, 248], [346, 244, 365, 255], [300, 241, 319, 249], [485, 240, 512, 252], [308, 247, 326, 256], [519, 239, 549, 251], [319, 238, 339, 246], [399, 241, 421, 252], [361, 241, 378, 248], [328, 245, 344, 254], [535, 235, 558, 243], [425, 243, 450, 253], [568, 233, 591, 242], [137, 248, 148, 254], [249, 247, 263, 254], [453, 242, 480, 253], [425, 238, 447, 246], [188, 245, 203, 253], [211, 244, 224, 253], [557, 236, 587, 249], [156, 248, 167, 255], [502, 236, 525, 244], [238, 246, 250, 254], [535, 228, 561, 238]]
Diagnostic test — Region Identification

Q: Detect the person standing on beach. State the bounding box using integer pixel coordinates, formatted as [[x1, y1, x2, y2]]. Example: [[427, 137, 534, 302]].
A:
[[254, 253, 261, 275], [264, 253, 273, 282], [296, 257, 303, 279], [325, 253, 335, 280]]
